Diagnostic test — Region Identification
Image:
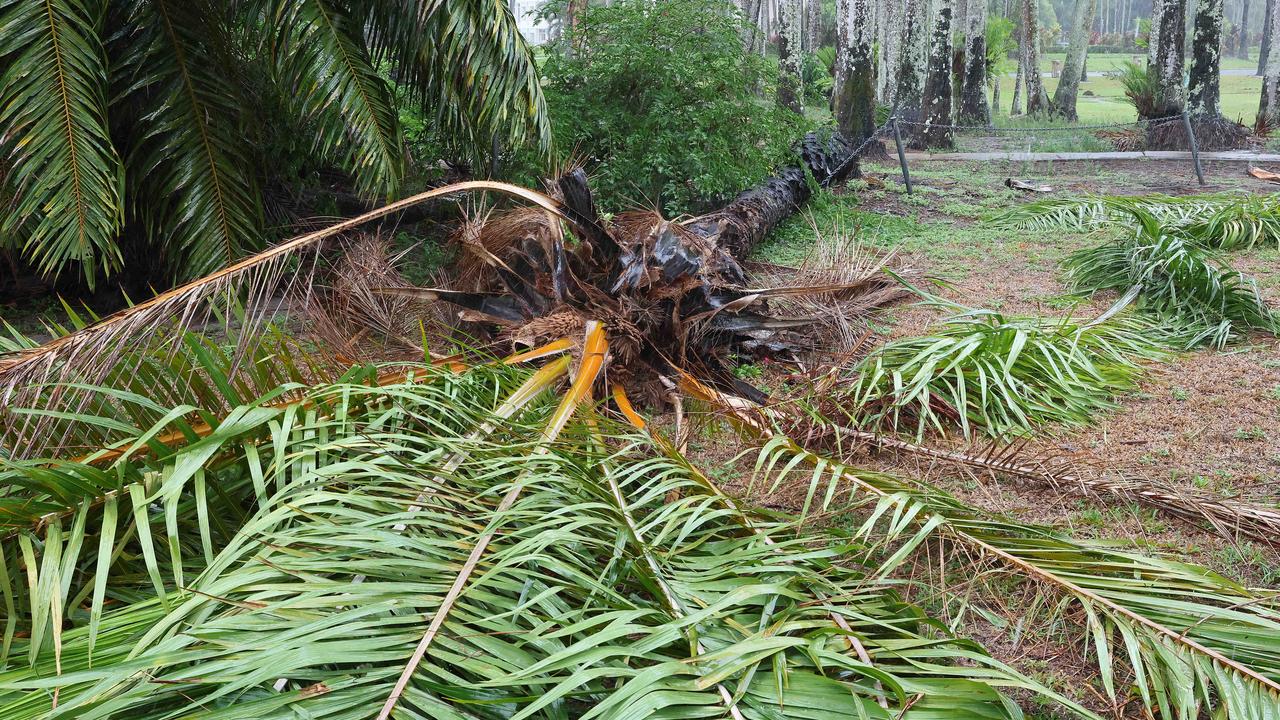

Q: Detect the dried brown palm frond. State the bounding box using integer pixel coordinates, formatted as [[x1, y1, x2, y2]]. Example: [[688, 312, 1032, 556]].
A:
[[0, 181, 588, 458]]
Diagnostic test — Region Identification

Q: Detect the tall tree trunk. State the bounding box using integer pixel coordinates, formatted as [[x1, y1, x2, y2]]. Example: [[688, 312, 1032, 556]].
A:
[[1052, 0, 1098, 119], [1022, 0, 1051, 114], [1239, 0, 1252, 58], [1261, 0, 1280, 121], [879, 0, 903, 103], [1150, 0, 1165, 65], [958, 0, 990, 122], [1151, 0, 1188, 116], [1262, 0, 1276, 75], [777, 0, 804, 113], [915, 0, 955, 147], [893, 0, 927, 120], [805, 0, 820, 52], [1188, 0, 1224, 116], [1012, 23, 1024, 115], [833, 0, 876, 142]]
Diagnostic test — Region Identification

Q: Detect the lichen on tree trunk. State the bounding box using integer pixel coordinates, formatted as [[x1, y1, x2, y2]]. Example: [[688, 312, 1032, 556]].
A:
[[892, 0, 927, 121], [958, 0, 990, 123], [1189, 0, 1224, 116], [833, 0, 876, 145], [1020, 0, 1051, 115], [777, 0, 804, 113], [1150, 0, 1187, 118], [914, 0, 955, 148], [1260, 0, 1280, 123]]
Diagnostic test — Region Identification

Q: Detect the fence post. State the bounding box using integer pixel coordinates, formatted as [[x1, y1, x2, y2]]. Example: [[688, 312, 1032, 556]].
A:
[[891, 117, 913, 195], [1181, 112, 1206, 186]]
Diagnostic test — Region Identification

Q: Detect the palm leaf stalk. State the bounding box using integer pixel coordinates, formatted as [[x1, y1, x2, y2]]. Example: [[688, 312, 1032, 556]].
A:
[[676, 377, 1280, 719], [1064, 212, 1279, 348], [0, 356, 1083, 719]]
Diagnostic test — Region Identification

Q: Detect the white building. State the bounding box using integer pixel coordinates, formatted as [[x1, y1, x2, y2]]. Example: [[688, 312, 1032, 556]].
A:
[[510, 0, 555, 45]]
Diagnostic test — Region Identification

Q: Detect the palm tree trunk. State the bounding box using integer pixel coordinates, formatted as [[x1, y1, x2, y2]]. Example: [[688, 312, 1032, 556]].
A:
[[914, 0, 955, 148], [1189, 0, 1224, 116], [1052, 0, 1097, 119], [958, 0, 990, 123], [1262, 0, 1276, 75], [1021, 0, 1051, 114], [777, 0, 804, 113], [1239, 0, 1252, 58], [833, 0, 876, 142], [1012, 24, 1024, 114], [1260, 0, 1280, 121], [1151, 0, 1188, 117], [893, 0, 927, 120]]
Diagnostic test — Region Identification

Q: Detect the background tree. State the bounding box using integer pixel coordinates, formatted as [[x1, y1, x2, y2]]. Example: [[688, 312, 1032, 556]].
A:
[[959, 0, 991, 122], [1021, 0, 1052, 113], [1238, 0, 1252, 58], [777, 0, 805, 112], [915, 0, 955, 147], [1261, 0, 1280, 121], [1052, 0, 1098, 119], [833, 0, 875, 141], [1262, 0, 1276, 75], [894, 0, 928, 120], [1150, 0, 1187, 116], [0, 0, 546, 288]]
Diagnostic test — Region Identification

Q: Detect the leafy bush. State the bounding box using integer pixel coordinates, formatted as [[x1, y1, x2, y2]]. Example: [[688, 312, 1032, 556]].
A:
[[540, 0, 804, 214], [1113, 60, 1159, 117]]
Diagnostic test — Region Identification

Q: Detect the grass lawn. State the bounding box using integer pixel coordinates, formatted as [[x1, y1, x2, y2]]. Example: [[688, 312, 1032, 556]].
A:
[[1001, 52, 1266, 125]]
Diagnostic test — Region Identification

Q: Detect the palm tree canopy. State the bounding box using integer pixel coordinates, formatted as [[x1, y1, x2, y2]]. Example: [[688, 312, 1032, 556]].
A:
[[0, 0, 548, 286]]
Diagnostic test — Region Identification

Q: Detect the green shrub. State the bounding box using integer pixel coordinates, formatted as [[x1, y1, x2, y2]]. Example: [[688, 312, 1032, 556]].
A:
[[539, 0, 805, 214]]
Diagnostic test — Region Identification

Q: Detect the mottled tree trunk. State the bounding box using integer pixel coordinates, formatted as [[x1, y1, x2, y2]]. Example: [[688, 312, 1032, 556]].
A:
[[1021, 0, 1051, 114], [879, 0, 903, 103], [1238, 0, 1252, 58], [1052, 0, 1097, 119], [1149, 0, 1165, 66], [914, 0, 955, 147], [958, 0, 990, 122], [893, 0, 927, 120], [805, 0, 820, 52], [777, 0, 804, 113], [1188, 0, 1223, 116], [1150, 0, 1187, 117], [1011, 23, 1024, 114], [1261, 0, 1280, 121], [1262, 0, 1276, 75], [833, 0, 876, 142]]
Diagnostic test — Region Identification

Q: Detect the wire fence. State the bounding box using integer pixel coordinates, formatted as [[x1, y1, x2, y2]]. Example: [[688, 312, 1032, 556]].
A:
[[849, 111, 1222, 192]]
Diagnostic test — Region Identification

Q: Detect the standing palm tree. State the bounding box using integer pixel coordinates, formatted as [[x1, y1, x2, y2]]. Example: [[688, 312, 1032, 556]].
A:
[[0, 0, 547, 287]]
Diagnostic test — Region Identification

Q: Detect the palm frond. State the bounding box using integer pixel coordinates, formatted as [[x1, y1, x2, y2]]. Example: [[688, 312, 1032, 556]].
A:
[[264, 0, 404, 197], [361, 0, 551, 161], [0, 0, 124, 286], [0, 358, 1088, 719], [0, 180, 588, 458], [1065, 218, 1279, 348], [993, 192, 1280, 250], [111, 0, 263, 279], [754, 436, 1280, 720], [841, 298, 1165, 439]]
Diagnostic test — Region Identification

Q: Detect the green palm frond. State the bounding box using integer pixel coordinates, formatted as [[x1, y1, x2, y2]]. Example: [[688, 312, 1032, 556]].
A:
[[363, 0, 551, 161], [755, 437, 1280, 720], [993, 192, 1280, 250], [263, 0, 404, 197], [1065, 217, 1279, 348], [0, 0, 124, 286], [841, 299, 1166, 439], [0, 355, 1089, 719], [111, 0, 263, 279]]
